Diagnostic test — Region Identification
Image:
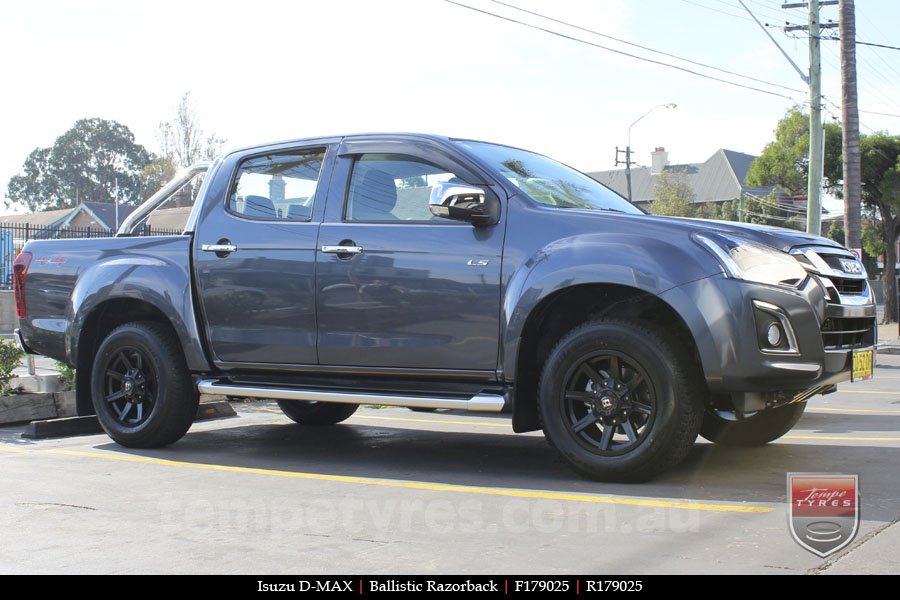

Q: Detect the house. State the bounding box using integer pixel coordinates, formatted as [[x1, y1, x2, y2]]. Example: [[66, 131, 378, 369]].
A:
[[588, 147, 790, 209], [0, 201, 137, 233], [0, 202, 190, 236]]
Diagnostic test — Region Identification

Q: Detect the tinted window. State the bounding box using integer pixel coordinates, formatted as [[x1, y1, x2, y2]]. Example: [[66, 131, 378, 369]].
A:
[[228, 148, 326, 221], [346, 153, 466, 222]]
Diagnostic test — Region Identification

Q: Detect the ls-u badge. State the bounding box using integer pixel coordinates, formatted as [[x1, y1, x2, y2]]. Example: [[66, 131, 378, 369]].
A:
[[467, 259, 490, 266]]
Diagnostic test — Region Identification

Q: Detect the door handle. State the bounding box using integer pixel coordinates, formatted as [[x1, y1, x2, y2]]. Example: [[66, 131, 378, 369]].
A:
[[321, 245, 363, 255], [201, 243, 238, 254]]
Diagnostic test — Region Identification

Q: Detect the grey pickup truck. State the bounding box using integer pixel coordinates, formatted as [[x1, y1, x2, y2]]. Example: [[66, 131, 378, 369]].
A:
[[14, 134, 877, 481]]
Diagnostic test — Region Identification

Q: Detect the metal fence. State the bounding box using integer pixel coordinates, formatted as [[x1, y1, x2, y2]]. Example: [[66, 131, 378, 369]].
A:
[[0, 222, 182, 290]]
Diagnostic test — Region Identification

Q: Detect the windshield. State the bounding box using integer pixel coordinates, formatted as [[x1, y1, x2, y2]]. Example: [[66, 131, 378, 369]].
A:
[[456, 141, 643, 214]]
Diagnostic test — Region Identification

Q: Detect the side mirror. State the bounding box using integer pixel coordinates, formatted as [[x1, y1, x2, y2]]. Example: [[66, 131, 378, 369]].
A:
[[429, 182, 498, 226]]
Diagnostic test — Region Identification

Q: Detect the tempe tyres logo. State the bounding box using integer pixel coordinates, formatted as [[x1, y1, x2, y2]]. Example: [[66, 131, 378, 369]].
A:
[[788, 473, 859, 557]]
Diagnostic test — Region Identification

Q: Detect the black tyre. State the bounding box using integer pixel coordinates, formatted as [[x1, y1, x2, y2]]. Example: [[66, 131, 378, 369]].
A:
[[538, 319, 704, 482], [700, 402, 806, 447], [277, 401, 358, 425], [91, 322, 198, 448]]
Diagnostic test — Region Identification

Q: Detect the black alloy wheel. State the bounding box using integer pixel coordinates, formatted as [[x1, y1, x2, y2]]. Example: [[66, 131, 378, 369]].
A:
[[562, 351, 656, 456], [539, 319, 704, 482], [102, 347, 157, 426], [91, 322, 198, 448]]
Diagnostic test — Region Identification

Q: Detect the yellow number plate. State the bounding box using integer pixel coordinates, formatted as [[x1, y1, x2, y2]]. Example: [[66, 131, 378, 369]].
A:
[[852, 349, 874, 382]]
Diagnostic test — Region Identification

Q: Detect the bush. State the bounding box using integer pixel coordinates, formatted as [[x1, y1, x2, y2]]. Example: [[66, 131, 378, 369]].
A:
[[56, 361, 75, 391], [0, 341, 24, 396]]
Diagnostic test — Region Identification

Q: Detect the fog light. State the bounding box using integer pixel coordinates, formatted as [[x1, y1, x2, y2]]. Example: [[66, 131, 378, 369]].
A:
[[766, 323, 783, 347]]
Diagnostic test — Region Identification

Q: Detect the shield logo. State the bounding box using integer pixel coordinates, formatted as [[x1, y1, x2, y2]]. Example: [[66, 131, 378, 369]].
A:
[[788, 473, 859, 557]]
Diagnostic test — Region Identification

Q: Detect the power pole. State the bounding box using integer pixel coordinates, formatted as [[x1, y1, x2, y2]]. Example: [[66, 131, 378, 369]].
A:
[[840, 0, 861, 254], [742, 1, 838, 234], [783, 1, 838, 234], [615, 147, 633, 202]]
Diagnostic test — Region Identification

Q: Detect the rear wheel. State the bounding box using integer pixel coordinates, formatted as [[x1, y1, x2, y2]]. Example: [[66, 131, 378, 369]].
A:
[[700, 402, 806, 447], [91, 322, 198, 448], [277, 401, 358, 426], [538, 319, 703, 482]]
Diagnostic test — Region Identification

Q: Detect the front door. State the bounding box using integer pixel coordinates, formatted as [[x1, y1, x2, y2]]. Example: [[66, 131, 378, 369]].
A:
[[194, 144, 333, 365], [316, 140, 504, 372]]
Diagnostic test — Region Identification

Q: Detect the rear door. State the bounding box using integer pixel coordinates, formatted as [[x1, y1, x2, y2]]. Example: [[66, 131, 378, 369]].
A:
[[315, 138, 505, 372], [194, 143, 335, 365]]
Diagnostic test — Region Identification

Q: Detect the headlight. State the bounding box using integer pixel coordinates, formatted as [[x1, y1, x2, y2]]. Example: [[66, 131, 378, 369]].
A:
[[693, 232, 808, 288]]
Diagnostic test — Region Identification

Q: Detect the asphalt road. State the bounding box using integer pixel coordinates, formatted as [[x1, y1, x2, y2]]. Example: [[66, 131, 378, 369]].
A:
[[1, 357, 899, 575]]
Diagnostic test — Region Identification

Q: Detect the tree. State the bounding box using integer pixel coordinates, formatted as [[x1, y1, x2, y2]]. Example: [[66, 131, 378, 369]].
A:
[[718, 191, 803, 230], [649, 170, 695, 217], [157, 93, 225, 206], [746, 108, 843, 197], [840, 0, 862, 251], [158, 92, 225, 167], [7, 118, 152, 211], [859, 133, 900, 324]]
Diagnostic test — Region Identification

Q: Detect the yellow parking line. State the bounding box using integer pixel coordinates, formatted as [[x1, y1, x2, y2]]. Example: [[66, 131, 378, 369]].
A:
[[785, 435, 900, 442], [807, 407, 900, 414], [0, 445, 770, 514]]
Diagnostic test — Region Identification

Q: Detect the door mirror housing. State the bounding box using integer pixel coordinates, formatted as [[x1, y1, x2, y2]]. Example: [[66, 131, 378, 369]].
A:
[[429, 182, 498, 226]]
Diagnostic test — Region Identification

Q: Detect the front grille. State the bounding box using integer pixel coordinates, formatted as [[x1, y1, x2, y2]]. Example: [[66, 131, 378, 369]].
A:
[[825, 276, 867, 295], [821, 317, 876, 350]]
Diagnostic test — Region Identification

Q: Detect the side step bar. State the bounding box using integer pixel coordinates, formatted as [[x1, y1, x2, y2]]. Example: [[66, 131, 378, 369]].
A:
[[197, 380, 507, 412]]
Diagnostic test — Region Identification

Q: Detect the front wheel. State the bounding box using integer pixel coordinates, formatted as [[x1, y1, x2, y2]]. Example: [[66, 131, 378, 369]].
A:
[[91, 322, 198, 448], [277, 401, 358, 426], [700, 402, 806, 447], [539, 320, 704, 482]]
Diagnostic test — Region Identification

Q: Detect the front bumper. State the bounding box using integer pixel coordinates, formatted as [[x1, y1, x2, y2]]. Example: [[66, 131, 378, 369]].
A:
[[661, 273, 876, 411]]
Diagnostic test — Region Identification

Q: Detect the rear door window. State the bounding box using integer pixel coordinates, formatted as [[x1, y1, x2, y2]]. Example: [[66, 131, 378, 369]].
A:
[[228, 148, 326, 221]]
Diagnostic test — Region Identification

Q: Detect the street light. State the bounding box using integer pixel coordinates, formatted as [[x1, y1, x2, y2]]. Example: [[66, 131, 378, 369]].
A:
[[622, 103, 677, 203]]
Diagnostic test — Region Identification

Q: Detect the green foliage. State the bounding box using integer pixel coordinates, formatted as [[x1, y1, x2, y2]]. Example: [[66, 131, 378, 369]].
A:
[[0, 341, 24, 396], [860, 134, 900, 215], [859, 132, 900, 323], [649, 170, 696, 217], [140, 157, 178, 198], [827, 220, 845, 244], [861, 220, 884, 259], [719, 191, 803, 230], [55, 361, 75, 392], [6, 118, 154, 211], [746, 108, 842, 196]]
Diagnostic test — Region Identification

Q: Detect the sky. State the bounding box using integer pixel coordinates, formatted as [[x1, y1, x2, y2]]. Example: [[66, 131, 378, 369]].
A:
[[1, 0, 899, 213]]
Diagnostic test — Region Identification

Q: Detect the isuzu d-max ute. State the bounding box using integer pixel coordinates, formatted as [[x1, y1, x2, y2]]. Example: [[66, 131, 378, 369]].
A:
[[14, 134, 877, 481]]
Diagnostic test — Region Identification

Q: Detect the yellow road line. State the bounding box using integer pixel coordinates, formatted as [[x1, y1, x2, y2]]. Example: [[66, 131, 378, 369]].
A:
[[785, 434, 900, 442], [0, 445, 771, 514], [807, 407, 900, 414]]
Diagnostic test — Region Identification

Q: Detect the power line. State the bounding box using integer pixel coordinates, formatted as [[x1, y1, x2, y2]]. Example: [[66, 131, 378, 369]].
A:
[[825, 41, 900, 117], [856, 40, 900, 52], [733, 0, 788, 23], [443, 0, 801, 101], [678, 0, 753, 21], [487, 0, 804, 93], [858, 109, 900, 119], [817, 34, 900, 52]]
